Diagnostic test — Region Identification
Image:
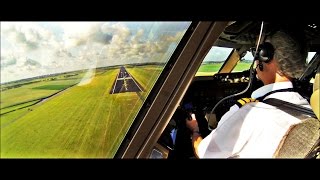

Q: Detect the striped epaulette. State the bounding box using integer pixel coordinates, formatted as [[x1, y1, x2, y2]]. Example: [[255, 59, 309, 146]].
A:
[[235, 98, 259, 108]]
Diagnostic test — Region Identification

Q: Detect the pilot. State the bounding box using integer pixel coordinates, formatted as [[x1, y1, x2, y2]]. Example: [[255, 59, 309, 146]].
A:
[[185, 26, 311, 158]]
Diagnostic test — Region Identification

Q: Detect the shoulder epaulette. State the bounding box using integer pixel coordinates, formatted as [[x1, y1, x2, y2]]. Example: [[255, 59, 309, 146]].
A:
[[235, 98, 258, 108]]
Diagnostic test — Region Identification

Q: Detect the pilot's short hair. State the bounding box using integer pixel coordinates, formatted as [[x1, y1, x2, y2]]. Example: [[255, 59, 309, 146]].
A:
[[267, 28, 308, 79]]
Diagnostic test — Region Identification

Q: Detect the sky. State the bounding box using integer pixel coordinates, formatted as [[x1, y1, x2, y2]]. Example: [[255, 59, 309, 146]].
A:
[[1, 21, 190, 83], [2, 22, 316, 84], [203, 46, 254, 62], [203, 47, 316, 63]]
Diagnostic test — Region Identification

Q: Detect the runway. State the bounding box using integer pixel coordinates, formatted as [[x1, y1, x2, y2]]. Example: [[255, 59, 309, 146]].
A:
[[110, 66, 143, 94]]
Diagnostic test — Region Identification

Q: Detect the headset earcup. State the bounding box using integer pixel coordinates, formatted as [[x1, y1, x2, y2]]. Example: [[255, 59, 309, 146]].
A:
[[258, 42, 275, 62], [259, 48, 270, 62]]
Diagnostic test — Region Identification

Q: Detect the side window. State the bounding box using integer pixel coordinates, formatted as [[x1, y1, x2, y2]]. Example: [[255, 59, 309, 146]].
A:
[[307, 52, 318, 84], [232, 50, 254, 72], [307, 52, 316, 64], [232, 31, 317, 73], [232, 51, 316, 72], [196, 46, 233, 76]]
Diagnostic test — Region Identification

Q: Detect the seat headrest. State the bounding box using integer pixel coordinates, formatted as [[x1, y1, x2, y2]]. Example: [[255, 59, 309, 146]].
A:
[[311, 64, 320, 119], [313, 65, 320, 92], [273, 117, 320, 158], [310, 89, 319, 119]]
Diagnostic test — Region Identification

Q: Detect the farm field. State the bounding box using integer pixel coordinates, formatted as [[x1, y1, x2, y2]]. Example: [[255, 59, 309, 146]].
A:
[[195, 62, 251, 76], [0, 65, 161, 158], [1, 74, 85, 109]]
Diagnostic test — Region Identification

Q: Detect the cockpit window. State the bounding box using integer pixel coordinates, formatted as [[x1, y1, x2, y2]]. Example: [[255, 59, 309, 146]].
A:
[[232, 50, 254, 72], [307, 52, 316, 63], [195, 46, 233, 76], [0, 21, 191, 158], [231, 51, 316, 72]]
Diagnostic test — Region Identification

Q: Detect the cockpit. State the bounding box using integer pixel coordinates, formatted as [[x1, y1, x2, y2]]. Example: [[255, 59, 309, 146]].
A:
[[153, 21, 320, 159], [1, 21, 319, 159]]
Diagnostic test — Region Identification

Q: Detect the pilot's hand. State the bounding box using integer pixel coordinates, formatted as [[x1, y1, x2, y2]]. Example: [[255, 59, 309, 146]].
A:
[[185, 113, 199, 133]]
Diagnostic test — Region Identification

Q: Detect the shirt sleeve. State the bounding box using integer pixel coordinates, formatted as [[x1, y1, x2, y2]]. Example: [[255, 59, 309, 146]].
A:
[[198, 104, 253, 158], [217, 104, 239, 126]]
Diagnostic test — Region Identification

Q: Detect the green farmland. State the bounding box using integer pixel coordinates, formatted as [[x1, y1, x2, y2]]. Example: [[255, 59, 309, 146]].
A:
[[1, 78, 83, 109], [232, 62, 252, 72], [196, 63, 223, 76], [1, 65, 161, 158], [195, 62, 251, 76]]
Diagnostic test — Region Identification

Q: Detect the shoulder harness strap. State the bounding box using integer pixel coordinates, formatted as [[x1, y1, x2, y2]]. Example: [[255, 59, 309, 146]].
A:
[[263, 98, 317, 119]]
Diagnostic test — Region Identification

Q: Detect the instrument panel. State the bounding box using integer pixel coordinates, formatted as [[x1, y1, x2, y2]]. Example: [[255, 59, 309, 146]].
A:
[[182, 70, 261, 121]]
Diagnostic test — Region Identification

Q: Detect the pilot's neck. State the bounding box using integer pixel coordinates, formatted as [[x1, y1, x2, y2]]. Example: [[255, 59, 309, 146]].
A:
[[263, 72, 291, 85]]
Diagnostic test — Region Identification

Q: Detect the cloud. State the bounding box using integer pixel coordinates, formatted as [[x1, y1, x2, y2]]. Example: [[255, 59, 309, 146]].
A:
[[55, 48, 74, 58], [15, 31, 39, 50], [100, 23, 187, 66], [1, 22, 191, 83], [63, 22, 113, 48], [1, 58, 42, 83], [92, 32, 112, 44], [3, 22, 54, 52], [24, 58, 41, 67], [131, 29, 144, 44], [1, 54, 17, 69]]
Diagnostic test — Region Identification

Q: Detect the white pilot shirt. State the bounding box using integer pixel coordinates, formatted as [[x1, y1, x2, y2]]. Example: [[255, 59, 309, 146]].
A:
[[197, 81, 311, 158]]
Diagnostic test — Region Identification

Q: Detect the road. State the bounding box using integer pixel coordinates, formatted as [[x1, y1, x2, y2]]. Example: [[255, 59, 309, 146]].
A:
[[110, 66, 143, 94]]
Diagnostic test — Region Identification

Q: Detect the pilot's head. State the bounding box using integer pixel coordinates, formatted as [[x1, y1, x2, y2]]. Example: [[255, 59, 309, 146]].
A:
[[254, 28, 308, 85]]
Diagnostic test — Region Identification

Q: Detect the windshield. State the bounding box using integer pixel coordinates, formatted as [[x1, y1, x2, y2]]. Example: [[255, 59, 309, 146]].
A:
[[195, 46, 233, 76], [0, 21, 191, 158], [232, 50, 254, 72], [196, 48, 314, 75], [307, 52, 316, 63]]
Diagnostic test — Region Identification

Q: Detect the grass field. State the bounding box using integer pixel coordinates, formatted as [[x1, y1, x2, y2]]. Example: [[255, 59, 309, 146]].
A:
[[32, 84, 73, 90], [1, 65, 161, 158], [232, 62, 252, 72], [195, 62, 251, 76], [126, 65, 163, 99], [1, 79, 83, 109], [1, 108, 30, 128], [1, 100, 39, 115]]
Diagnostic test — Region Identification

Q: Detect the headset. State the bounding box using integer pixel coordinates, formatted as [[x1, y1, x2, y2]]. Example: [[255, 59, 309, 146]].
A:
[[251, 42, 275, 71]]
